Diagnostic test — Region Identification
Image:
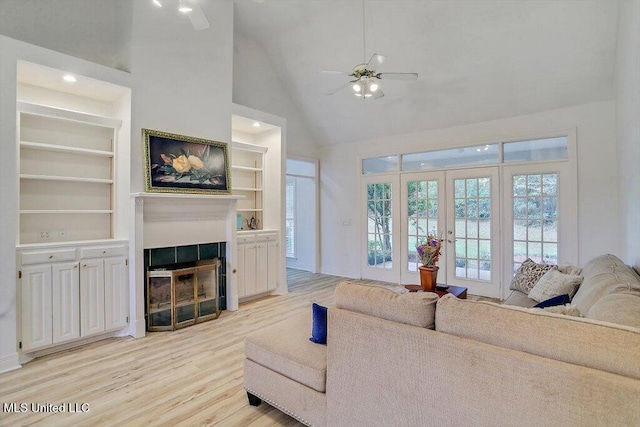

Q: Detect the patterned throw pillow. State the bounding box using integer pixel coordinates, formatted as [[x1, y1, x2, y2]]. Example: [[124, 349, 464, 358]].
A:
[[528, 269, 584, 302], [509, 258, 557, 294]]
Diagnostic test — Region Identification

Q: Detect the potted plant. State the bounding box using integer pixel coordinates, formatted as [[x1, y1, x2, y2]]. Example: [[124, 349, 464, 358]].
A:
[[416, 234, 443, 292]]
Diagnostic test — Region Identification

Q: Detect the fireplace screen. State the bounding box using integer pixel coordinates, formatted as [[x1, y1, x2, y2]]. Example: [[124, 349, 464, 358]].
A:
[[147, 259, 220, 331]]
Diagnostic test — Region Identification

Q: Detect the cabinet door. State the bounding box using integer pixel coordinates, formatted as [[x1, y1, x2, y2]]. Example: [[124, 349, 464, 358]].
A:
[[256, 242, 269, 293], [245, 243, 258, 296], [237, 244, 246, 298], [52, 262, 80, 345], [267, 240, 279, 291], [80, 259, 105, 337], [21, 265, 53, 352], [104, 256, 128, 331]]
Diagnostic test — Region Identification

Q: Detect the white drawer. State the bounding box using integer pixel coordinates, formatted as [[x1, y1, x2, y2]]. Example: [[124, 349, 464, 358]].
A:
[[21, 248, 77, 265], [256, 233, 278, 242], [238, 235, 255, 244], [80, 245, 127, 259]]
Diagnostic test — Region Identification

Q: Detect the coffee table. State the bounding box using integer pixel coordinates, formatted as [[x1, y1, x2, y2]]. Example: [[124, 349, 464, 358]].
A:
[[404, 284, 468, 299]]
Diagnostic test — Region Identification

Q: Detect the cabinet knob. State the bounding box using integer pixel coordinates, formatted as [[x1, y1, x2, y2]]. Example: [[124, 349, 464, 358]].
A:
[[102, 250, 107, 254], [83, 264, 87, 267], [49, 255, 53, 259], [232, 269, 237, 273], [74, 265, 78, 269]]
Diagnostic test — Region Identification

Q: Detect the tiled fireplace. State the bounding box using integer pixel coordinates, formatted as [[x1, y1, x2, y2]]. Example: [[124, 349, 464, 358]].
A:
[[129, 193, 242, 338]]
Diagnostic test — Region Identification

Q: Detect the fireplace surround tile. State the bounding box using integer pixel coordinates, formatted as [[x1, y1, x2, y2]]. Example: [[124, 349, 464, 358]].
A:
[[150, 247, 176, 266], [177, 245, 199, 263]]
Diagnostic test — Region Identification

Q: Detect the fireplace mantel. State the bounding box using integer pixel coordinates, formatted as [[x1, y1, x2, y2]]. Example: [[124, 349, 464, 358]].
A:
[[128, 192, 240, 338]]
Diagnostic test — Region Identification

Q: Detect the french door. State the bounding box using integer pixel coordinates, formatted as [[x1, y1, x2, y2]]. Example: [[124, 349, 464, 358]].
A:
[[445, 168, 500, 298], [366, 168, 500, 297]]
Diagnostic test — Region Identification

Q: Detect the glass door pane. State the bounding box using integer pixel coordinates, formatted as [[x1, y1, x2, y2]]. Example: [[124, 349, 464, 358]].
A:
[[400, 171, 445, 285], [362, 175, 400, 282], [446, 167, 500, 297]]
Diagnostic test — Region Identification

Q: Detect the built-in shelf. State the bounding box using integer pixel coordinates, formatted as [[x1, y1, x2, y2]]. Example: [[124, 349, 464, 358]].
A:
[[20, 174, 114, 184], [237, 208, 263, 212], [17, 101, 122, 129], [20, 210, 113, 214], [20, 141, 114, 157], [131, 192, 244, 200]]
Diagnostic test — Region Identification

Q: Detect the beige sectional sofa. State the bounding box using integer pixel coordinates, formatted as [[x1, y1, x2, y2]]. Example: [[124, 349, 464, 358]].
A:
[[243, 254, 640, 426]]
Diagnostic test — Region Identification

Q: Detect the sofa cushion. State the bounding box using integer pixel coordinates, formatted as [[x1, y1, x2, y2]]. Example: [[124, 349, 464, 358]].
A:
[[587, 292, 640, 328], [509, 258, 557, 294], [245, 312, 327, 392], [334, 282, 438, 328], [571, 255, 640, 314], [502, 290, 538, 308], [435, 294, 640, 380], [527, 269, 583, 302]]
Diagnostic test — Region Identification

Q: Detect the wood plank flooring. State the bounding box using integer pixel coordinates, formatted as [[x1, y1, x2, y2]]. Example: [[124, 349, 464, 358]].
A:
[[0, 270, 496, 427]]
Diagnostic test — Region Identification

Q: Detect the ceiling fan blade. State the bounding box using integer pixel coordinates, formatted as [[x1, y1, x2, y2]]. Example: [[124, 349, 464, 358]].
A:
[[371, 88, 385, 99], [366, 54, 386, 71], [327, 81, 353, 96], [187, 1, 210, 30], [378, 72, 418, 81], [319, 70, 351, 75]]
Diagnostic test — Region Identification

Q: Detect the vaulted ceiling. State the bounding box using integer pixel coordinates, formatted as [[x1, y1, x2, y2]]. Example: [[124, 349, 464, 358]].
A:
[[234, 0, 619, 146]]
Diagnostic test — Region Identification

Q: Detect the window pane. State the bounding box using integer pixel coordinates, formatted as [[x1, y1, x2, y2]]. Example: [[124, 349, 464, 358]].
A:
[[406, 179, 438, 272], [286, 159, 316, 177], [367, 183, 393, 269], [503, 136, 568, 162], [363, 156, 398, 174], [402, 144, 498, 171], [512, 174, 559, 273]]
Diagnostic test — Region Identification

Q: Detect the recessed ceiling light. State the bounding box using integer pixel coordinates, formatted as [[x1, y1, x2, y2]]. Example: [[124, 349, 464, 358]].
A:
[[179, 5, 192, 13], [252, 121, 261, 128], [152, 0, 162, 7], [63, 74, 77, 83]]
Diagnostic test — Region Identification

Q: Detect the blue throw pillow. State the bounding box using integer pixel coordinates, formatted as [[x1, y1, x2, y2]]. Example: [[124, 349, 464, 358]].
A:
[[310, 303, 328, 344], [534, 294, 571, 308]]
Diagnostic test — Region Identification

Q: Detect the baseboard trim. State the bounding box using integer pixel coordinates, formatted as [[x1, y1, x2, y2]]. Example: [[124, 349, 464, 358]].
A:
[[0, 352, 22, 374]]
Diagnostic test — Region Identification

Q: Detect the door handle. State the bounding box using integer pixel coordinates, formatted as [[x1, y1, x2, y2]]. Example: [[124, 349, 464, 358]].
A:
[[447, 239, 457, 243]]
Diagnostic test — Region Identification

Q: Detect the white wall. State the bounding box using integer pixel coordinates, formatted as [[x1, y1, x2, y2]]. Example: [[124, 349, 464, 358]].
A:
[[320, 101, 619, 278], [233, 32, 319, 159], [615, 0, 640, 270]]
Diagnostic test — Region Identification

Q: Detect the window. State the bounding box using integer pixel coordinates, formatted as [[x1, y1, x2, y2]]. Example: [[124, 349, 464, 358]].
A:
[[453, 177, 493, 280], [367, 183, 393, 268], [362, 155, 398, 174], [286, 177, 295, 258], [512, 173, 559, 271], [402, 144, 498, 171], [406, 179, 439, 271], [504, 137, 568, 163]]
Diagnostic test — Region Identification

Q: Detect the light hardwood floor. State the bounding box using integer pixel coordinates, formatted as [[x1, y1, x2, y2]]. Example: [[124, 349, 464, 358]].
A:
[[0, 270, 386, 427], [0, 270, 495, 427]]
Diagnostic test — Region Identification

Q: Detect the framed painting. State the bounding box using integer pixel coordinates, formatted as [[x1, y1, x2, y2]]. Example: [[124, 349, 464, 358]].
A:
[[143, 129, 231, 195]]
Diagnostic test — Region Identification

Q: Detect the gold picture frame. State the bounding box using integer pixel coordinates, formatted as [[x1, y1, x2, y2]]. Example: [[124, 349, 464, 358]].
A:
[[143, 128, 231, 195]]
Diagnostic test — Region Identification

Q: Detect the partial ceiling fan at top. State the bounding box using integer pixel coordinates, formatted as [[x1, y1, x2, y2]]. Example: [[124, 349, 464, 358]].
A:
[[321, 0, 418, 100], [151, 0, 210, 31]]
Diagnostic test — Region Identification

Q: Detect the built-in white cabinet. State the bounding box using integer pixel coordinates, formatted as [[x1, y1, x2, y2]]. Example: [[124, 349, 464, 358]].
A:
[[236, 232, 279, 299], [232, 141, 267, 231], [17, 102, 121, 245], [19, 243, 129, 353]]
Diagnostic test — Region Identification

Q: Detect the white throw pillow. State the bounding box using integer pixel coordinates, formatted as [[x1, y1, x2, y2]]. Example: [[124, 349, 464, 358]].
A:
[[528, 269, 584, 302]]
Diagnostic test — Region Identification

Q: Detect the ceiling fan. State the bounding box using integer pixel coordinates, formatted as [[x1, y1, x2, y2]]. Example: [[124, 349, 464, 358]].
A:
[[322, 54, 418, 99], [321, 1, 418, 99]]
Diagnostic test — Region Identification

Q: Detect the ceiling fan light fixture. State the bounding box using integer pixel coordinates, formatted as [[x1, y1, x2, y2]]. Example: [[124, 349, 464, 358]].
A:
[[352, 83, 361, 92], [369, 82, 378, 92]]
